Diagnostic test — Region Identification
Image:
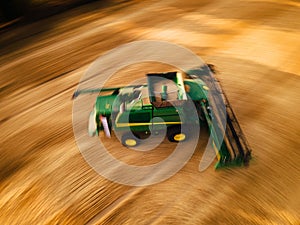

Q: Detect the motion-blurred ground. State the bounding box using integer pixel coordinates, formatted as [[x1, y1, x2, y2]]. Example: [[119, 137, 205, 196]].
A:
[[0, 0, 299, 224]]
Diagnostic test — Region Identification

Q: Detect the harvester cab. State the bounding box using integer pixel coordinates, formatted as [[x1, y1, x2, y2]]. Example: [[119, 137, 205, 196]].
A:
[[147, 71, 187, 107]]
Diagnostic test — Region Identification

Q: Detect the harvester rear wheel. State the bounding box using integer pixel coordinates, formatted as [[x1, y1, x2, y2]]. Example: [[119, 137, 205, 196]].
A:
[[167, 126, 188, 142]]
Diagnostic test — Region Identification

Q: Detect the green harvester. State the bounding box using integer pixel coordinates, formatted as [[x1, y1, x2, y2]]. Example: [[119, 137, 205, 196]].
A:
[[73, 64, 251, 169]]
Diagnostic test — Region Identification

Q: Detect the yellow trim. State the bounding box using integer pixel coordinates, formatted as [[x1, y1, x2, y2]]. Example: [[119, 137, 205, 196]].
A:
[[174, 133, 186, 141], [202, 85, 209, 91], [212, 141, 221, 161], [125, 139, 137, 146], [116, 121, 182, 128]]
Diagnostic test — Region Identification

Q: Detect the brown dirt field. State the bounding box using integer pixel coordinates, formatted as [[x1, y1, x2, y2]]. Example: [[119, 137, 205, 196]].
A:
[[0, 0, 299, 224]]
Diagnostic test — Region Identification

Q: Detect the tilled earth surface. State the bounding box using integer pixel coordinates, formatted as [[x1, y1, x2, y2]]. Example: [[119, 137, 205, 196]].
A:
[[0, 0, 299, 224]]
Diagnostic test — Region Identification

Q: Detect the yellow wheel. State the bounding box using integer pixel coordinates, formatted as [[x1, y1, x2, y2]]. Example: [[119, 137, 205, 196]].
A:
[[125, 139, 137, 147], [122, 133, 140, 147], [167, 126, 188, 142], [174, 133, 186, 142]]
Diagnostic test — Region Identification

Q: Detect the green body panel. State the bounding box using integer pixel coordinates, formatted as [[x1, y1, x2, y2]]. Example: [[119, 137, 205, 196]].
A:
[[184, 79, 208, 101], [95, 95, 116, 116], [93, 77, 208, 133], [113, 102, 187, 132]]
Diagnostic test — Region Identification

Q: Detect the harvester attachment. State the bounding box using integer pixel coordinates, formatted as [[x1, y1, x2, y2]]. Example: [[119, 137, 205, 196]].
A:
[[187, 65, 251, 168]]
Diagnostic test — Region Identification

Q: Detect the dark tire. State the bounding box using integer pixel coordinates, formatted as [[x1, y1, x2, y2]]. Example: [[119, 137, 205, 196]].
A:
[[132, 131, 151, 140], [121, 133, 140, 147], [167, 126, 188, 142]]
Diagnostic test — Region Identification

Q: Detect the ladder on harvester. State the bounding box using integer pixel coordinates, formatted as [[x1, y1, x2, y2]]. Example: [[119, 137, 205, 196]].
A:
[[188, 64, 252, 168]]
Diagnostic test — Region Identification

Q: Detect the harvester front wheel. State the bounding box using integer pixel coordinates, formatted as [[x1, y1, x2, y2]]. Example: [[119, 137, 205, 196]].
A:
[[121, 133, 140, 147], [167, 126, 188, 142]]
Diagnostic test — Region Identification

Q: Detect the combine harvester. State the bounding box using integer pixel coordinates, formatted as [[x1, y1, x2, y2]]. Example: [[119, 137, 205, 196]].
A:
[[73, 64, 251, 168]]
